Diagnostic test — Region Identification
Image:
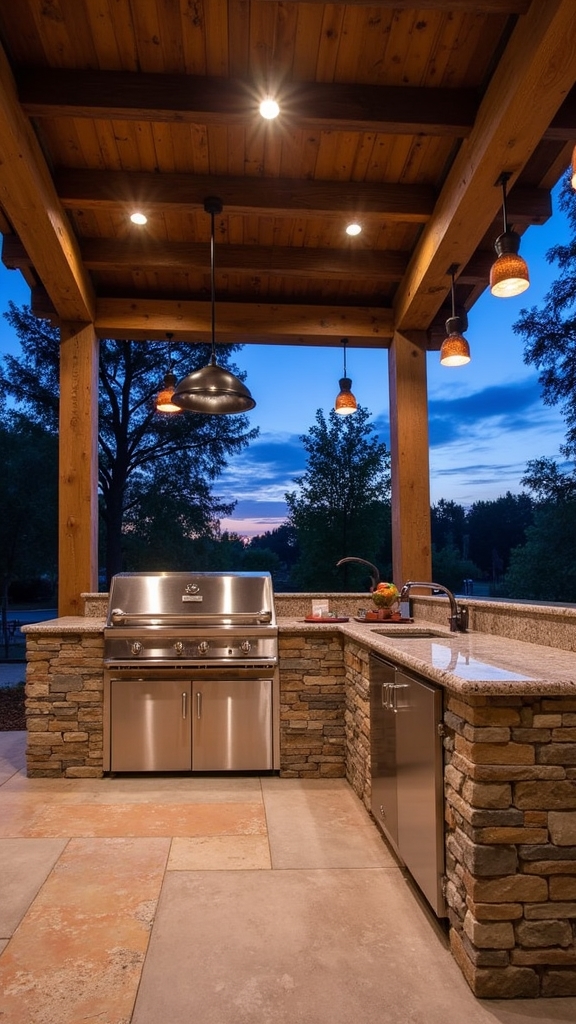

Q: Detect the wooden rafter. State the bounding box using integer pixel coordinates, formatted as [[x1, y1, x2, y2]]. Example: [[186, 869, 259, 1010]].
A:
[[394, 0, 576, 331], [0, 45, 95, 323]]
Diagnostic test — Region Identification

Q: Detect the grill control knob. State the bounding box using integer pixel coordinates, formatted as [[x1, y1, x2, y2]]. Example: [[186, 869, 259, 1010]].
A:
[[174, 641, 184, 656], [240, 640, 252, 653], [131, 641, 142, 656], [197, 640, 209, 655]]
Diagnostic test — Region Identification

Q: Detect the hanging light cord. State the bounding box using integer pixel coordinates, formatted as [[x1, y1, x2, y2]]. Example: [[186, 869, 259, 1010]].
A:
[[450, 269, 456, 319], [342, 339, 348, 377], [499, 172, 510, 234], [210, 206, 217, 366]]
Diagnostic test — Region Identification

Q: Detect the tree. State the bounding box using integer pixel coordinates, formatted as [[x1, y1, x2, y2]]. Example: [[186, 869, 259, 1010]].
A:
[[466, 492, 534, 581], [285, 406, 391, 591], [504, 501, 576, 601], [0, 414, 58, 653], [431, 499, 468, 556], [0, 304, 258, 582], [500, 455, 576, 601], [513, 174, 576, 458]]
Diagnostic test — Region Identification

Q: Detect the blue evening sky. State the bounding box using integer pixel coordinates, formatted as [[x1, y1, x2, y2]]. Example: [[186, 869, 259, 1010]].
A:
[[0, 178, 571, 538]]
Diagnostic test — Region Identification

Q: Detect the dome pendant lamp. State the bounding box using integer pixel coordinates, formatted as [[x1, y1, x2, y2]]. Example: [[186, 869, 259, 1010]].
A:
[[490, 172, 530, 298], [334, 338, 358, 415], [155, 332, 181, 413], [171, 198, 256, 415], [440, 266, 471, 367]]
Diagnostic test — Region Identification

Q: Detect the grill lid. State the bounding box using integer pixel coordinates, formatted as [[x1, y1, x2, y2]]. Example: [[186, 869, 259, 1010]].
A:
[[105, 571, 276, 628]]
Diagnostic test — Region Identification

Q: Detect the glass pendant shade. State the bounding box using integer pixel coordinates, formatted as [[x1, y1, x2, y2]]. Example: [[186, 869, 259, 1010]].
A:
[[490, 174, 530, 298], [490, 234, 530, 297], [335, 377, 358, 415], [440, 329, 471, 367], [156, 370, 181, 413], [334, 337, 357, 414], [440, 271, 471, 367]]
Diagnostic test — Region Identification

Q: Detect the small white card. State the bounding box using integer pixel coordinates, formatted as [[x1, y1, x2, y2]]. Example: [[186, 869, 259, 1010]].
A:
[[312, 601, 329, 618]]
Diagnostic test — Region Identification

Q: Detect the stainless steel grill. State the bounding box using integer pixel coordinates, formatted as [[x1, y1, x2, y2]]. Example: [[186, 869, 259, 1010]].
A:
[[103, 571, 279, 774]]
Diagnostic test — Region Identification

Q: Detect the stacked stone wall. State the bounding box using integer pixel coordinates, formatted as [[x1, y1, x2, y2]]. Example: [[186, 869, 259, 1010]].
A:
[[25, 633, 105, 778], [444, 692, 576, 998], [341, 640, 371, 808], [278, 632, 346, 778]]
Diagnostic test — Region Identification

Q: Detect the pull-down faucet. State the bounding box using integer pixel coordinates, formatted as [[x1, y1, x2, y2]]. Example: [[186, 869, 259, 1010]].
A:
[[336, 557, 380, 592], [399, 581, 468, 633]]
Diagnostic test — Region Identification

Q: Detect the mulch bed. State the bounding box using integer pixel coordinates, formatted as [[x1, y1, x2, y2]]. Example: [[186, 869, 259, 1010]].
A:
[[0, 684, 26, 731]]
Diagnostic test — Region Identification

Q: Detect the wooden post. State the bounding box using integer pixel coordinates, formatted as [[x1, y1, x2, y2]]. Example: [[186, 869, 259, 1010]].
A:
[[58, 322, 99, 616], [388, 330, 432, 588]]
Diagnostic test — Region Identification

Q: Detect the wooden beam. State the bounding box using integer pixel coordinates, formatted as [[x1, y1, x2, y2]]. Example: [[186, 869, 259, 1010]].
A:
[[58, 322, 99, 616], [256, 1, 529, 10], [18, 68, 478, 137], [0, 43, 95, 323], [388, 331, 432, 588], [394, 0, 576, 331], [55, 169, 435, 224], [94, 299, 394, 346], [3, 235, 408, 281]]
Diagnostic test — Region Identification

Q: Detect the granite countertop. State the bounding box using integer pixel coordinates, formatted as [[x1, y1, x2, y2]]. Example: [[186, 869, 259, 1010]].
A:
[[22, 614, 576, 696], [279, 616, 576, 696]]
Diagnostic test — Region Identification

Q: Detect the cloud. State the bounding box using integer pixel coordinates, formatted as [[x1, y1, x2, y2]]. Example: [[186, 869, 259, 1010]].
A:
[[217, 435, 306, 503]]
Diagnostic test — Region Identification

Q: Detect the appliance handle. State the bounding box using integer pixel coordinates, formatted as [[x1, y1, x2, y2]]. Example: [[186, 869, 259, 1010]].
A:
[[196, 691, 202, 719], [182, 691, 187, 719], [109, 610, 273, 626]]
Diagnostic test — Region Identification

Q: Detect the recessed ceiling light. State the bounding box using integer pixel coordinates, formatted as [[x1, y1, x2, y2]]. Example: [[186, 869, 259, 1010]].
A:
[[346, 222, 362, 236], [259, 98, 280, 120], [130, 211, 147, 225]]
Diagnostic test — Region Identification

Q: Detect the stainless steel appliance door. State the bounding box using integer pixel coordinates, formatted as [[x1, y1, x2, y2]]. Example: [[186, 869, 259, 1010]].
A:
[[369, 654, 399, 845], [110, 678, 192, 771], [395, 670, 445, 916], [192, 678, 273, 771]]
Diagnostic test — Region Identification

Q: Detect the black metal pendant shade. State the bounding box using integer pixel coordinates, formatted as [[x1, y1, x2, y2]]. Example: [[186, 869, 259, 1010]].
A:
[[172, 197, 256, 415], [172, 357, 256, 414]]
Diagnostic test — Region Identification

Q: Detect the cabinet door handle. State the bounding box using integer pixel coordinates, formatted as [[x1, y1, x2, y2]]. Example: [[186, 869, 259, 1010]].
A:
[[182, 692, 187, 719], [196, 691, 202, 719]]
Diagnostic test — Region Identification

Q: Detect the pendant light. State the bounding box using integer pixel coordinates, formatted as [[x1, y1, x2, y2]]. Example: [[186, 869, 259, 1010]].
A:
[[171, 198, 256, 415], [155, 333, 181, 414], [489, 173, 530, 298], [334, 338, 358, 415], [440, 266, 471, 367]]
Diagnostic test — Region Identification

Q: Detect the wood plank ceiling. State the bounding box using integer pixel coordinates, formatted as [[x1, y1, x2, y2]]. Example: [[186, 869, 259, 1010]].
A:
[[0, 0, 575, 350]]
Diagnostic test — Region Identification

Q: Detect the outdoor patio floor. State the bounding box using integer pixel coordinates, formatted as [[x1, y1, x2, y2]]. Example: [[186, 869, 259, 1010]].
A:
[[1, 730, 576, 1024]]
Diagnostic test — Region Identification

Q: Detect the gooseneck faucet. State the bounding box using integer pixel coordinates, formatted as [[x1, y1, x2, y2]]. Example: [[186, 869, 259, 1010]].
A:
[[399, 581, 468, 633], [336, 557, 380, 592]]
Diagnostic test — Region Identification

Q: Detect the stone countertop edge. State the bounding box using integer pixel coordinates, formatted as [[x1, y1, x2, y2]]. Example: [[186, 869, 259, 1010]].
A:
[[279, 617, 576, 696], [21, 614, 576, 696]]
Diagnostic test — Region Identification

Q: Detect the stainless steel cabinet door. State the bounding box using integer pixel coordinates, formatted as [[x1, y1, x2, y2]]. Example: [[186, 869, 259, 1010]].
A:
[[369, 655, 398, 845], [192, 679, 273, 771], [395, 671, 445, 916], [110, 679, 192, 771]]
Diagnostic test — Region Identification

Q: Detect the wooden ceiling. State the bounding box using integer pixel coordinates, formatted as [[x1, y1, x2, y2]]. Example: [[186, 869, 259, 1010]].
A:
[[0, 0, 575, 350]]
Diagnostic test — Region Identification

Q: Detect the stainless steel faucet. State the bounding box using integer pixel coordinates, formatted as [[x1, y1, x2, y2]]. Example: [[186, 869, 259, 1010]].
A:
[[399, 581, 468, 632], [336, 557, 380, 592]]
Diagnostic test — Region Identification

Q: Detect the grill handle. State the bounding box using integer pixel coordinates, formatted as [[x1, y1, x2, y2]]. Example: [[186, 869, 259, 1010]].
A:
[[109, 609, 272, 626]]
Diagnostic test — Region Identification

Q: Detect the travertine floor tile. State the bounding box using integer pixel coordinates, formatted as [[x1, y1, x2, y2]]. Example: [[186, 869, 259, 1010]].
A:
[[168, 835, 272, 870], [262, 777, 397, 869], [0, 837, 169, 1024], [0, 731, 26, 785], [131, 868, 493, 1024], [20, 800, 267, 838], [0, 838, 67, 936]]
